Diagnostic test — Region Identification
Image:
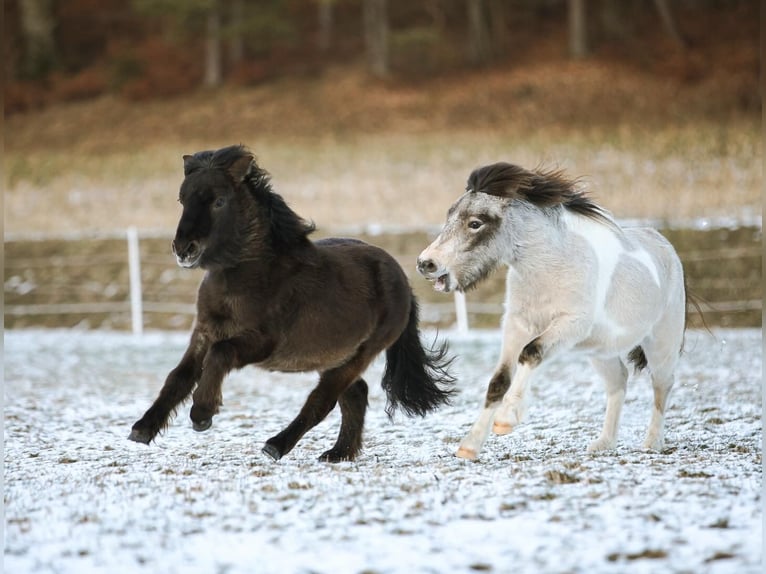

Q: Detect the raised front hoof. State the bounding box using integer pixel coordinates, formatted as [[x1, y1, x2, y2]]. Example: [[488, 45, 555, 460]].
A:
[[192, 419, 212, 432], [456, 446, 478, 460], [262, 443, 283, 462], [127, 428, 153, 445], [318, 448, 356, 463], [492, 421, 514, 435]]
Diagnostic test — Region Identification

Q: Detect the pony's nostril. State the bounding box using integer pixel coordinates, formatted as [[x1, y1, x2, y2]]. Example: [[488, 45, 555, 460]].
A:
[[417, 258, 437, 275], [173, 239, 200, 259]]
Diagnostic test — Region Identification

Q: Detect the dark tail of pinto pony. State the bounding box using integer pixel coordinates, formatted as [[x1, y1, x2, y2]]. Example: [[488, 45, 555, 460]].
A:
[[627, 276, 709, 374], [381, 296, 456, 417]]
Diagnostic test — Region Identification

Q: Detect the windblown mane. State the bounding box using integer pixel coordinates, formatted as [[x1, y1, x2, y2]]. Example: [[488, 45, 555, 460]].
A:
[[185, 145, 316, 248], [466, 162, 610, 223]]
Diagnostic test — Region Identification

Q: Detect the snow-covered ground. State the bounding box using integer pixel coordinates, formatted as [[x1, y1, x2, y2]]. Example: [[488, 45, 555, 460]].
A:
[[4, 328, 762, 573]]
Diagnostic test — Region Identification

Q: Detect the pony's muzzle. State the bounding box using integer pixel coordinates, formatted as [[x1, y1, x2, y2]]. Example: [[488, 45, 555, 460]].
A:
[[172, 238, 202, 268], [417, 255, 452, 292]]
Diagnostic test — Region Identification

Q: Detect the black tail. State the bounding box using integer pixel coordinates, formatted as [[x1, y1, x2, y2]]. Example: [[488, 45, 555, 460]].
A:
[[381, 296, 456, 418], [627, 346, 648, 373]]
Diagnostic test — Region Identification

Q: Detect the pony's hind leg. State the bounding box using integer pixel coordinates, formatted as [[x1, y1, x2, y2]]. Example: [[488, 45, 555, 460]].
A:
[[640, 310, 683, 451], [318, 379, 369, 463], [587, 357, 628, 452], [642, 350, 677, 451], [263, 352, 371, 461]]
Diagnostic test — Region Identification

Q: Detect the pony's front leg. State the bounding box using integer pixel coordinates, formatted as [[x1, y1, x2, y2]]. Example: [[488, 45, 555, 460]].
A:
[[129, 330, 205, 444], [190, 337, 274, 432], [456, 368, 512, 460], [493, 316, 588, 440], [492, 363, 531, 435], [457, 322, 531, 459]]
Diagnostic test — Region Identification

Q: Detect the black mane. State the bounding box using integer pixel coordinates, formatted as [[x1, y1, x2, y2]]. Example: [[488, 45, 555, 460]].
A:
[[466, 162, 609, 223], [186, 145, 316, 248]]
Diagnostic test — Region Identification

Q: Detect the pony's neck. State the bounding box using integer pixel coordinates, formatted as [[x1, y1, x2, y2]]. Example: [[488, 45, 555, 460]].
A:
[[503, 204, 569, 269], [223, 238, 317, 282]]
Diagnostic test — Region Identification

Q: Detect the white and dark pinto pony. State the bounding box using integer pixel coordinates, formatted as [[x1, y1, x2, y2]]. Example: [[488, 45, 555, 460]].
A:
[[417, 163, 687, 460]]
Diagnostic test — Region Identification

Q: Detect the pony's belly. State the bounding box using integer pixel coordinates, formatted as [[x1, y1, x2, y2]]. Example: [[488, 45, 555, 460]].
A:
[[574, 320, 648, 357], [257, 344, 355, 373]]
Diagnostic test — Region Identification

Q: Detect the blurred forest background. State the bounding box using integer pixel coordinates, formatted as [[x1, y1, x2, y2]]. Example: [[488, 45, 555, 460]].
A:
[[3, 1, 761, 330], [4, 0, 760, 233], [3, 0, 760, 110]]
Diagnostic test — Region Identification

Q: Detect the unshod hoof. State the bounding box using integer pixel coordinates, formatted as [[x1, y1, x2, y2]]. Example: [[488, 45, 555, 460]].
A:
[[456, 446, 477, 460], [192, 419, 212, 432], [262, 443, 282, 461], [127, 428, 152, 444], [492, 421, 513, 435]]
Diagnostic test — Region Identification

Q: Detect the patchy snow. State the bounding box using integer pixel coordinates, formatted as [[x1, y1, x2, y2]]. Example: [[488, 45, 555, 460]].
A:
[[4, 328, 762, 573]]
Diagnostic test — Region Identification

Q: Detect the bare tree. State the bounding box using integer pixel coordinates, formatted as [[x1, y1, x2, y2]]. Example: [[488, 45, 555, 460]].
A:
[[467, 0, 491, 65], [18, 0, 56, 79], [318, 0, 334, 53], [204, 0, 222, 87], [228, 0, 245, 66], [568, 0, 587, 59], [653, 0, 687, 48], [364, 0, 388, 77]]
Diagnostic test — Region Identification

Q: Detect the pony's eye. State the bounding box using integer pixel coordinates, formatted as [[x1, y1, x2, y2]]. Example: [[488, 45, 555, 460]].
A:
[[213, 197, 226, 209], [468, 219, 483, 230]]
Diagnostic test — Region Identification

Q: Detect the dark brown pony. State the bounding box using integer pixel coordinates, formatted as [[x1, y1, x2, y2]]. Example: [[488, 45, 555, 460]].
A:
[[128, 145, 454, 462]]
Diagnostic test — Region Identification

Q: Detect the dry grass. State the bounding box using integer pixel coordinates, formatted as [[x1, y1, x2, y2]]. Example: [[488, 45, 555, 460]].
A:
[[5, 57, 761, 235]]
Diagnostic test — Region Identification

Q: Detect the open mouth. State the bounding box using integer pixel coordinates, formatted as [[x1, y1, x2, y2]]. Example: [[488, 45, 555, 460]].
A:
[[433, 273, 451, 293], [176, 253, 202, 269]]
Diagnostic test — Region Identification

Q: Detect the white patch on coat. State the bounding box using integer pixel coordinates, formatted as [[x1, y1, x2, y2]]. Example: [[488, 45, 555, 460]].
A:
[[561, 211, 626, 334], [626, 248, 661, 287]]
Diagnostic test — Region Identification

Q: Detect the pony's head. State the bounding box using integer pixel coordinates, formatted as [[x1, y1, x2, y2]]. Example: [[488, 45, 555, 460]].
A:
[[172, 145, 314, 269], [417, 162, 603, 292]]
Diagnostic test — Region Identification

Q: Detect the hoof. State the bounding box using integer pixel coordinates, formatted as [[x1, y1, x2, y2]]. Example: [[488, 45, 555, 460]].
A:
[[128, 428, 152, 445], [642, 438, 664, 452], [587, 437, 616, 453], [492, 421, 513, 435], [456, 446, 477, 460], [192, 419, 212, 432], [262, 443, 283, 461], [318, 448, 355, 463]]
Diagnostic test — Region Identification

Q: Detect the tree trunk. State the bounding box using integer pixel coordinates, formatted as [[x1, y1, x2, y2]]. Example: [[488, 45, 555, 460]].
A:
[[488, 0, 509, 59], [364, 0, 388, 77], [467, 0, 491, 65], [318, 0, 333, 53], [568, 0, 587, 59], [204, 0, 223, 87], [18, 0, 56, 79], [653, 0, 687, 48], [229, 0, 245, 66]]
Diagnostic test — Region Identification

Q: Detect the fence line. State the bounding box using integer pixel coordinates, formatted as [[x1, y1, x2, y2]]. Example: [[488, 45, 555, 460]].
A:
[[4, 227, 762, 333]]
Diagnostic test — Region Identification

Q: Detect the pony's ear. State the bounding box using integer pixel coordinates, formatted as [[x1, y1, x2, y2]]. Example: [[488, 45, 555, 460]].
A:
[[228, 154, 254, 183], [182, 154, 198, 176]]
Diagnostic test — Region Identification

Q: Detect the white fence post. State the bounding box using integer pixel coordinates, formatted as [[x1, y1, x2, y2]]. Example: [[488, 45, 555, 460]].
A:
[[126, 227, 143, 336], [454, 290, 468, 334]]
